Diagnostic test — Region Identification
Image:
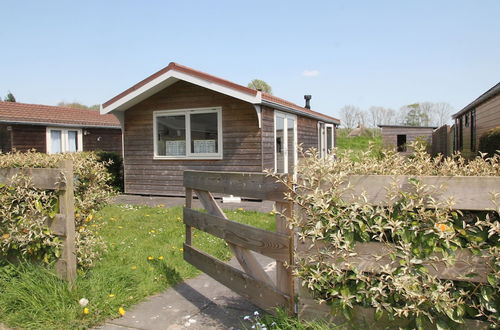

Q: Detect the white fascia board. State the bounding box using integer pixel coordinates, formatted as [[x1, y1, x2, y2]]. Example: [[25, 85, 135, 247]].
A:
[[101, 70, 261, 114]]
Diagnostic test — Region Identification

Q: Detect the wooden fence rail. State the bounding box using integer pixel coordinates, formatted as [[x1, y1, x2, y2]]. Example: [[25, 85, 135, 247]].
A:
[[0, 160, 76, 286], [183, 170, 499, 328]]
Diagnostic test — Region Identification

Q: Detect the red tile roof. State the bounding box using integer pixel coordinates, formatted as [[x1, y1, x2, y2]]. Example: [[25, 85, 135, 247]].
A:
[[0, 102, 121, 128], [102, 62, 340, 123]]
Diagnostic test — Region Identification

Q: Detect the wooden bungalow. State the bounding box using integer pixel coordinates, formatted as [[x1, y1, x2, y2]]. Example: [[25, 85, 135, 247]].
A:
[[452, 81, 500, 157], [0, 102, 121, 154], [100, 62, 340, 196]]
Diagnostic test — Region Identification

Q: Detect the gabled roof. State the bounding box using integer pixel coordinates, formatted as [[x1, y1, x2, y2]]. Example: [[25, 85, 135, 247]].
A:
[[101, 62, 340, 124], [0, 102, 121, 128], [452, 81, 500, 119]]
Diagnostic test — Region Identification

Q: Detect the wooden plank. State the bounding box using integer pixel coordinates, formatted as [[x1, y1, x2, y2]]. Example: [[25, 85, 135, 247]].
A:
[[275, 200, 294, 312], [338, 175, 500, 210], [183, 244, 290, 313], [0, 168, 65, 190], [47, 214, 66, 236], [55, 160, 77, 288], [297, 240, 491, 283], [193, 189, 275, 287], [185, 188, 192, 246], [183, 208, 290, 261], [184, 171, 288, 201]]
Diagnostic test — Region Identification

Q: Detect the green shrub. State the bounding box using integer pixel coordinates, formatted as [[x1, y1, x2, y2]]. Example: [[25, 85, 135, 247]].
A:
[[95, 151, 124, 192], [270, 143, 499, 327], [479, 126, 500, 157], [0, 151, 114, 268]]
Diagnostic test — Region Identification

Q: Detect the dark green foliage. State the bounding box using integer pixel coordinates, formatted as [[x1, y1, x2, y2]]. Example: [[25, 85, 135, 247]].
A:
[[4, 92, 16, 102], [479, 126, 500, 157], [95, 151, 124, 191]]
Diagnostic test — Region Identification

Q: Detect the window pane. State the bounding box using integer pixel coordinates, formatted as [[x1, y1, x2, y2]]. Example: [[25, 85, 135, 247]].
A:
[[276, 116, 285, 173], [190, 113, 218, 154], [326, 126, 333, 152], [156, 115, 186, 156], [67, 131, 78, 152], [287, 118, 295, 172], [50, 130, 62, 154]]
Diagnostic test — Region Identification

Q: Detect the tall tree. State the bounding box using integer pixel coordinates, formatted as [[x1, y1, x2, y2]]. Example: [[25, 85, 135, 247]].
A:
[[57, 102, 99, 110], [4, 92, 16, 102], [247, 79, 272, 94], [401, 103, 430, 126], [339, 105, 363, 129], [432, 102, 454, 126]]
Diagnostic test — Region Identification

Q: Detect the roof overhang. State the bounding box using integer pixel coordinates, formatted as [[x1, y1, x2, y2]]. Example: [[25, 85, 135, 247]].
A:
[[261, 99, 340, 124], [0, 119, 121, 129], [452, 81, 500, 119], [100, 69, 262, 114]]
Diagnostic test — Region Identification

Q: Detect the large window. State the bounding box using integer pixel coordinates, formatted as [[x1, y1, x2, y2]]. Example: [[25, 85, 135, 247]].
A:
[[153, 107, 222, 159], [46, 128, 82, 154]]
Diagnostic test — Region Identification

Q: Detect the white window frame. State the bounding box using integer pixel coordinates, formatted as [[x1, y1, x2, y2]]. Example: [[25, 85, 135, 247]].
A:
[[274, 111, 297, 174], [318, 122, 334, 157], [46, 127, 83, 154], [153, 107, 223, 160]]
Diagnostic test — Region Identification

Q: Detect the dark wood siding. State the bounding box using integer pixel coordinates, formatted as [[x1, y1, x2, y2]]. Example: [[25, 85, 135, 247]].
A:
[[83, 127, 122, 155], [11, 124, 46, 152], [123, 81, 262, 196], [297, 116, 319, 151], [476, 94, 500, 149], [261, 106, 275, 170], [0, 124, 12, 153]]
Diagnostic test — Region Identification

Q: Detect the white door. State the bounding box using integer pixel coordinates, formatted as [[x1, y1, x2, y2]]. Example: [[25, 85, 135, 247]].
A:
[[318, 123, 334, 157], [274, 111, 297, 173]]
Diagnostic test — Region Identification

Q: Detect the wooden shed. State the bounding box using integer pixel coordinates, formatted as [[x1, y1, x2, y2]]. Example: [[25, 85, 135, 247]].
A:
[[0, 102, 121, 154], [100, 62, 340, 196], [452, 81, 500, 157], [378, 125, 436, 153]]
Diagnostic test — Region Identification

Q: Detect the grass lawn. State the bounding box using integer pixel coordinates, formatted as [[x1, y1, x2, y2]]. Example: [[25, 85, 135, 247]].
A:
[[0, 204, 275, 330]]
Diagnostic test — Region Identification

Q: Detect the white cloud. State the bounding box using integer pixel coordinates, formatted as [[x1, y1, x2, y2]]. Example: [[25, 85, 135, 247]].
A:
[[302, 70, 320, 77]]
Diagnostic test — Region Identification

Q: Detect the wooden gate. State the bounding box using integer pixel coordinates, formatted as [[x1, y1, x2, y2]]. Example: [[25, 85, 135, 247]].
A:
[[183, 170, 294, 313]]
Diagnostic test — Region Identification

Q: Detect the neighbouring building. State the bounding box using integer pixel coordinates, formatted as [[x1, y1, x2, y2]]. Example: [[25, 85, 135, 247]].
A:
[[452, 81, 500, 157], [100, 62, 340, 196], [0, 102, 122, 154], [378, 125, 437, 153]]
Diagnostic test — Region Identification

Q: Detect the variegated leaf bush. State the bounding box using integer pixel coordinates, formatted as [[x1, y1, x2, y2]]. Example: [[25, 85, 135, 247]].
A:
[[269, 143, 499, 328], [0, 151, 113, 268]]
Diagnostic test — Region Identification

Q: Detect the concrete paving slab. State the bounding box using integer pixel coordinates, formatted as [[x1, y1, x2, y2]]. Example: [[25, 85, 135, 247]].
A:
[[96, 253, 276, 330]]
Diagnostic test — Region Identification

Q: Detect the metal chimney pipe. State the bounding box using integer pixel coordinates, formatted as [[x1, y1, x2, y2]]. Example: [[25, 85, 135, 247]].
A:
[[304, 95, 312, 109]]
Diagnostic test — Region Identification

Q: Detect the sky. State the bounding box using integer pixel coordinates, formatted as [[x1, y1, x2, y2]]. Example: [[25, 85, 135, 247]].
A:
[[1, 0, 499, 120]]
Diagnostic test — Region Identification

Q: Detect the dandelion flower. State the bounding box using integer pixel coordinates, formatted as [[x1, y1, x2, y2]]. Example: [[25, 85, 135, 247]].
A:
[[2, 233, 10, 239], [83, 307, 90, 315], [435, 223, 448, 232], [237, 208, 244, 211], [118, 307, 126, 316], [131, 266, 137, 270], [108, 294, 115, 298], [147, 256, 154, 261], [158, 256, 164, 260], [79, 298, 89, 307]]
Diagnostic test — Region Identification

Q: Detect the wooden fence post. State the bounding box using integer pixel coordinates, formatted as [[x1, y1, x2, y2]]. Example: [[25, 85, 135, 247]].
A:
[[55, 160, 77, 288], [275, 174, 295, 314]]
